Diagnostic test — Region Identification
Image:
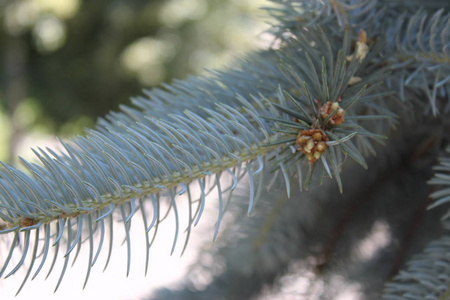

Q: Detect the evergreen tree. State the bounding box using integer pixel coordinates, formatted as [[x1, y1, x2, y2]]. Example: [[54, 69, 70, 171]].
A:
[[0, 1, 449, 299]]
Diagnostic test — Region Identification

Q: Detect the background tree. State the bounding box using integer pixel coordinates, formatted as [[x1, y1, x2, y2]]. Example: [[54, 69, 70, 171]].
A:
[[0, 0, 266, 163]]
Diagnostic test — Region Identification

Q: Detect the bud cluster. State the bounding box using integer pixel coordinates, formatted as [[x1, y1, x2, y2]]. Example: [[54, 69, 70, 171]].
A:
[[296, 129, 329, 163], [319, 101, 345, 125]]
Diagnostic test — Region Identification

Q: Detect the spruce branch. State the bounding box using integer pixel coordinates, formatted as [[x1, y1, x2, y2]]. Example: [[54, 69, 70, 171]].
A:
[[150, 94, 450, 299], [428, 147, 450, 219], [0, 17, 392, 292], [382, 235, 450, 300], [265, 0, 450, 114], [386, 9, 450, 113], [0, 0, 448, 297]]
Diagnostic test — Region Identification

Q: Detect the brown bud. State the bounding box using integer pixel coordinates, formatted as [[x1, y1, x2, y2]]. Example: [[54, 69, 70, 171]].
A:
[[312, 132, 322, 141], [317, 141, 327, 152], [313, 151, 321, 160]]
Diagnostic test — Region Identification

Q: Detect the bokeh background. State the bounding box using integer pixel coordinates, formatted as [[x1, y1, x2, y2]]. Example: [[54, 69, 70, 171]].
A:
[[0, 0, 272, 164], [0, 0, 273, 299]]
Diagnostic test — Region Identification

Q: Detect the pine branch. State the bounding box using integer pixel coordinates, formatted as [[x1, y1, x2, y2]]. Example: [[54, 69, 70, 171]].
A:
[[265, 1, 450, 114], [0, 18, 391, 292], [383, 234, 450, 300], [386, 9, 450, 113], [428, 146, 450, 219], [0, 0, 448, 297], [150, 94, 450, 299]]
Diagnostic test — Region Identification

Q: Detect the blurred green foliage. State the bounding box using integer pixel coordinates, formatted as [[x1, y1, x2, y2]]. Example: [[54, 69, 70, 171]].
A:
[[0, 0, 269, 162], [0, 0, 267, 128]]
